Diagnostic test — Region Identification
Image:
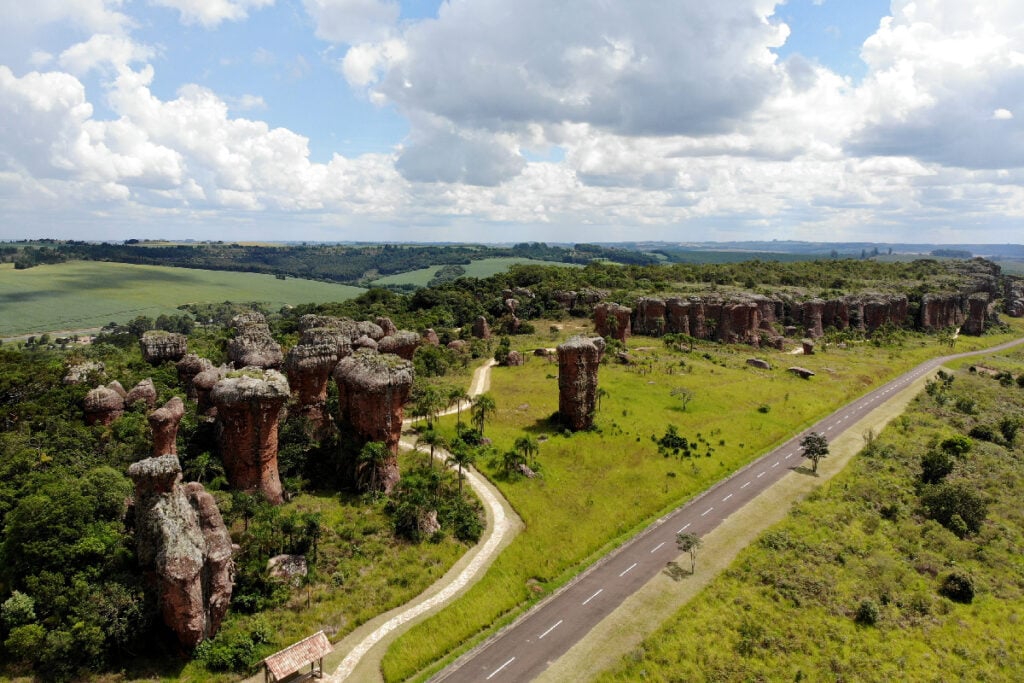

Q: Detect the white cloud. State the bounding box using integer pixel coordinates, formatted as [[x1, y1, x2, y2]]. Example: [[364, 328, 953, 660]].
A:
[[58, 34, 155, 74], [149, 0, 274, 28], [0, 0, 131, 34], [993, 108, 1014, 120], [303, 0, 399, 45]]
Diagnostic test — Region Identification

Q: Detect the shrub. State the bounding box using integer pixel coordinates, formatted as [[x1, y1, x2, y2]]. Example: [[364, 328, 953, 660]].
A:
[[855, 598, 879, 625], [920, 481, 988, 537], [920, 450, 954, 485], [939, 571, 975, 603]]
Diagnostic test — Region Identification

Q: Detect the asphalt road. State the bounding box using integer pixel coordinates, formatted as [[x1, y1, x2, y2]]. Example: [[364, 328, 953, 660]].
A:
[[433, 337, 1024, 683]]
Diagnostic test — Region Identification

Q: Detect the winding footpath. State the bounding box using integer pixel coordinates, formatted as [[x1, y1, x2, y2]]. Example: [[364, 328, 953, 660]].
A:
[[434, 337, 1024, 683], [324, 360, 523, 682]]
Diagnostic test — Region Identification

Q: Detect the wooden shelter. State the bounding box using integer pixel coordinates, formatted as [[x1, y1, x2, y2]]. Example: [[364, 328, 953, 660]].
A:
[[262, 630, 332, 682]]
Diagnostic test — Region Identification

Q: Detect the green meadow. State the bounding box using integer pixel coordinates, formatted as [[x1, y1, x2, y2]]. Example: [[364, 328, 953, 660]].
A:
[[371, 257, 576, 287], [382, 319, 1024, 681], [0, 261, 364, 337]]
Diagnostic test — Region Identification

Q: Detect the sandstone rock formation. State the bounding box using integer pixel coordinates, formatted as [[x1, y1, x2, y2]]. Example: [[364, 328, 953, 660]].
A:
[[356, 320, 385, 341], [227, 312, 283, 369], [747, 358, 771, 370], [788, 366, 815, 379], [557, 336, 601, 431], [126, 378, 158, 409], [333, 349, 414, 493], [375, 316, 398, 338], [802, 340, 815, 355], [193, 366, 227, 417], [285, 327, 351, 431], [149, 397, 186, 456], [353, 335, 378, 351], [210, 369, 290, 504], [472, 316, 491, 339], [919, 293, 966, 331], [107, 380, 127, 399], [267, 554, 308, 587], [140, 331, 188, 365], [377, 331, 420, 360], [63, 361, 105, 385], [128, 454, 232, 650], [423, 328, 441, 345], [961, 294, 990, 336], [84, 385, 125, 425], [1005, 279, 1024, 317], [448, 339, 468, 352], [505, 350, 525, 366], [177, 354, 213, 400], [594, 303, 632, 342]]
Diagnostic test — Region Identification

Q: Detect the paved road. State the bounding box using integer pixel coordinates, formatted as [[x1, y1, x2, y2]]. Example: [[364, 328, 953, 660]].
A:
[[434, 337, 1024, 683]]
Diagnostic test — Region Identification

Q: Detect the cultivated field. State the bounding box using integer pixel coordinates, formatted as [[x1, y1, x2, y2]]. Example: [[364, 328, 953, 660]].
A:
[[0, 261, 364, 337], [371, 258, 575, 287]]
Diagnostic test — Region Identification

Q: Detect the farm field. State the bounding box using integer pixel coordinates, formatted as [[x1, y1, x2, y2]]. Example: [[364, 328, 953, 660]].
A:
[[0, 261, 364, 337], [371, 257, 576, 287], [383, 318, 1024, 681]]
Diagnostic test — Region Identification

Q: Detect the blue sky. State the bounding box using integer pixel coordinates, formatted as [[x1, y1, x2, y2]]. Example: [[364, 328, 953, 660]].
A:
[[2, 1, 1023, 244]]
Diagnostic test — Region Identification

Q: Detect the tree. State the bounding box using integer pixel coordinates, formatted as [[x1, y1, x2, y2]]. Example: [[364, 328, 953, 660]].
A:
[[595, 387, 608, 412], [446, 440, 477, 496], [411, 385, 446, 428], [670, 386, 694, 412], [471, 393, 496, 436], [447, 387, 471, 428], [419, 428, 446, 469], [920, 481, 987, 537], [676, 532, 703, 573], [514, 435, 539, 468], [357, 441, 390, 494], [800, 432, 829, 473]]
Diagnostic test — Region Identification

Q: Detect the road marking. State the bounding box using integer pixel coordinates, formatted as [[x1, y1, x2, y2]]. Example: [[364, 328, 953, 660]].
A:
[[677, 523, 691, 533], [487, 657, 516, 680], [619, 563, 637, 577], [701, 507, 714, 517], [784, 453, 793, 459], [582, 589, 603, 605], [741, 481, 751, 489], [772, 461, 780, 468], [538, 620, 562, 640], [650, 542, 666, 553], [757, 471, 766, 478], [722, 493, 733, 502], [826, 426, 832, 431]]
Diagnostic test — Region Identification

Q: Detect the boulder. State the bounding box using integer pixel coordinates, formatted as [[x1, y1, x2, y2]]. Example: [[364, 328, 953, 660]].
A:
[[107, 380, 127, 399], [375, 316, 398, 338], [377, 331, 420, 361], [448, 339, 469, 352], [594, 303, 632, 342], [128, 454, 233, 650], [210, 369, 290, 504], [423, 328, 441, 345], [353, 335, 378, 351], [63, 361, 105, 385], [557, 336, 601, 431], [177, 354, 213, 400], [802, 340, 815, 355], [227, 321, 283, 369], [471, 316, 491, 339], [788, 366, 816, 379], [140, 331, 188, 365], [418, 509, 441, 536], [333, 349, 414, 494], [126, 378, 158, 409], [504, 350, 525, 367], [84, 385, 125, 425], [267, 554, 308, 587], [149, 397, 186, 456], [746, 358, 771, 370], [356, 320, 385, 341]]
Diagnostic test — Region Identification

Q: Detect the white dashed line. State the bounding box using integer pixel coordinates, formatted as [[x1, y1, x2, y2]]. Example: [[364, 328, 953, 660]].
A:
[[784, 453, 793, 459], [741, 481, 751, 489], [487, 657, 516, 680], [582, 589, 603, 606], [757, 472, 766, 478], [701, 507, 714, 517], [538, 620, 562, 640], [772, 461, 780, 468], [619, 563, 637, 577], [650, 542, 666, 553], [677, 523, 691, 533], [722, 493, 733, 502]]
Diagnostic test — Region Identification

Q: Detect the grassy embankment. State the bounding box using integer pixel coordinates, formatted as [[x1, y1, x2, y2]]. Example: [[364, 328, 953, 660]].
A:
[[595, 344, 1024, 682], [370, 258, 575, 287], [382, 318, 1024, 681], [0, 261, 364, 337]]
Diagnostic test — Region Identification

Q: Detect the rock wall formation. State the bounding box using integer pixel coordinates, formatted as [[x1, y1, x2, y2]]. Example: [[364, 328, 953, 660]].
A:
[[471, 316, 491, 339], [128, 454, 232, 650], [193, 366, 227, 417], [961, 294, 991, 336], [1004, 279, 1024, 317], [140, 331, 188, 365], [919, 293, 967, 330], [177, 354, 213, 400], [285, 327, 351, 431], [333, 349, 414, 494], [593, 303, 632, 342], [227, 312, 283, 369], [149, 397, 186, 456], [84, 385, 125, 425], [210, 369, 290, 504], [557, 336, 601, 431]]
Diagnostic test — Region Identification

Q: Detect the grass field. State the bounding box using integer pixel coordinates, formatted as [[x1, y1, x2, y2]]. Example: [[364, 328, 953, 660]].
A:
[[0, 261, 364, 337], [382, 319, 1024, 681], [595, 345, 1024, 682], [371, 258, 576, 287]]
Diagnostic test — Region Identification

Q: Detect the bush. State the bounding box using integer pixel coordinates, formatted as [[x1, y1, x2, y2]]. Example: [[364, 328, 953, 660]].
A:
[[855, 598, 879, 625], [920, 481, 988, 537], [920, 450, 954, 485], [939, 571, 975, 603]]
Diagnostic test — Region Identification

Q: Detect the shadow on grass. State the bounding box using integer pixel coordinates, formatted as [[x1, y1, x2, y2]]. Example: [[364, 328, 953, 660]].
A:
[[663, 561, 693, 582], [790, 465, 819, 477]]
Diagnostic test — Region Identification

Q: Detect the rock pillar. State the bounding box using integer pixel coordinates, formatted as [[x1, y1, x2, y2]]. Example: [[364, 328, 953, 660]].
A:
[[557, 336, 601, 431]]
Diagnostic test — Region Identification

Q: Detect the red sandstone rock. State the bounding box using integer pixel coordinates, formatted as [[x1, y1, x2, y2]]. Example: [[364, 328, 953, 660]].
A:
[[788, 366, 815, 379], [193, 366, 227, 416], [557, 336, 601, 431], [634, 297, 667, 336], [919, 293, 966, 330], [140, 331, 188, 365], [377, 331, 420, 360], [961, 294, 990, 335], [333, 349, 414, 494], [84, 385, 125, 425], [802, 340, 815, 355], [353, 335, 378, 351], [128, 454, 232, 650], [107, 380, 127, 398], [1004, 279, 1024, 317], [594, 303, 632, 342], [800, 299, 825, 338], [861, 295, 908, 333], [423, 328, 440, 345], [210, 369, 290, 504], [472, 316, 491, 339], [505, 350, 525, 366], [376, 316, 398, 337], [447, 339, 469, 352], [127, 378, 158, 409], [177, 354, 213, 400], [356, 320, 385, 341], [149, 397, 186, 456], [285, 327, 351, 431]]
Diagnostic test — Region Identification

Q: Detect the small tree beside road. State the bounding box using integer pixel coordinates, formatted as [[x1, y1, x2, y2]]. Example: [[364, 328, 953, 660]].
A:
[[800, 432, 829, 473], [676, 532, 703, 573]]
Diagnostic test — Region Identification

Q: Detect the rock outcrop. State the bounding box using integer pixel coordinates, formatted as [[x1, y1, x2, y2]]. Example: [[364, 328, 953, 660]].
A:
[[227, 312, 283, 369], [747, 358, 771, 370], [353, 335, 378, 351], [961, 294, 990, 336], [423, 328, 441, 345], [788, 366, 815, 379], [149, 397, 186, 456], [64, 361, 105, 385], [1005, 279, 1024, 317], [375, 317, 398, 338], [140, 331, 188, 365], [210, 369, 290, 504], [177, 354, 213, 400], [285, 327, 351, 431], [126, 378, 158, 409], [919, 293, 967, 331], [193, 366, 227, 417], [505, 350, 525, 366], [377, 331, 420, 360], [557, 336, 601, 431], [471, 316, 491, 339], [356, 320, 385, 341], [128, 454, 232, 650], [593, 303, 632, 342], [84, 385, 125, 425], [333, 349, 414, 494]]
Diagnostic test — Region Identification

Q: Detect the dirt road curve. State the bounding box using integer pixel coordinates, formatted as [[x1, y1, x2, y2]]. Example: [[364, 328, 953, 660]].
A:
[[434, 337, 1024, 683]]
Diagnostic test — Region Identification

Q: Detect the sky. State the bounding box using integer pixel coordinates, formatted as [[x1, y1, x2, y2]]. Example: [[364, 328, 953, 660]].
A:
[[1, 0, 1023, 245]]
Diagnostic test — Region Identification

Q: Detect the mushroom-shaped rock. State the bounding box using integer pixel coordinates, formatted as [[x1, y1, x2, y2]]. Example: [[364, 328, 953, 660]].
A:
[[377, 331, 420, 361], [353, 335, 378, 351], [149, 397, 186, 456], [356, 320, 385, 341], [177, 354, 213, 400], [375, 316, 398, 338], [285, 328, 350, 431], [84, 385, 125, 425], [107, 380, 127, 398], [557, 336, 602, 431], [802, 340, 815, 355], [140, 331, 188, 365], [471, 316, 491, 339], [594, 303, 633, 342], [333, 350, 414, 494], [423, 328, 440, 345], [126, 378, 158, 409], [128, 455, 232, 650], [193, 366, 227, 416], [505, 350, 525, 367], [210, 369, 290, 504], [227, 327, 283, 370], [63, 361, 105, 385]]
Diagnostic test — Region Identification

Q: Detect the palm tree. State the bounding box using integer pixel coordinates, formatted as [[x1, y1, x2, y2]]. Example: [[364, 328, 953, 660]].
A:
[[595, 387, 608, 412], [357, 441, 390, 494], [514, 435, 539, 468], [448, 387, 471, 427], [446, 440, 477, 496], [419, 428, 447, 469], [471, 393, 496, 436]]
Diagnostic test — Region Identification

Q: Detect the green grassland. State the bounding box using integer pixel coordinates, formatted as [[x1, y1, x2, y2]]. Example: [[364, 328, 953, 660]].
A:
[[0, 261, 364, 337], [382, 319, 1024, 681], [371, 258, 575, 287], [596, 346, 1024, 682]]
